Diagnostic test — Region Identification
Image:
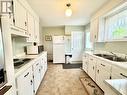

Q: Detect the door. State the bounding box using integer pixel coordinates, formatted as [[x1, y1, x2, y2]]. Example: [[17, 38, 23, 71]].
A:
[[71, 31, 85, 62], [14, 0, 27, 30], [34, 19, 39, 43], [82, 54, 88, 73], [33, 60, 41, 94], [27, 12, 35, 42], [88, 57, 96, 81], [53, 44, 65, 63], [17, 67, 33, 95]]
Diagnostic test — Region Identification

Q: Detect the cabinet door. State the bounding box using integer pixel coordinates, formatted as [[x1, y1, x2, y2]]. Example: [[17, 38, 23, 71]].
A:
[[27, 12, 35, 42], [33, 60, 41, 94], [34, 19, 40, 43], [16, 67, 33, 95], [96, 65, 111, 90], [112, 66, 127, 79], [88, 57, 96, 81], [82, 55, 88, 73], [14, 0, 27, 30], [40, 57, 45, 80], [90, 18, 98, 42]]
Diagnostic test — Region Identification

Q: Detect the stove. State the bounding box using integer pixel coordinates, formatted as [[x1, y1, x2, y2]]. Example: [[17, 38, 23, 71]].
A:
[[13, 58, 32, 68]]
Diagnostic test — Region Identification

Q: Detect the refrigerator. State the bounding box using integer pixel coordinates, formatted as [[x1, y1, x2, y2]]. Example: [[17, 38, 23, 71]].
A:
[[53, 36, 65, 63]]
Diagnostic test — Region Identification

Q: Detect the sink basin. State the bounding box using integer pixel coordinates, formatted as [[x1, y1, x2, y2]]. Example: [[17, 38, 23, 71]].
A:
[[106, 57, 127, 62], [94, 54, 127, 62], [94, 54, 114, 58]]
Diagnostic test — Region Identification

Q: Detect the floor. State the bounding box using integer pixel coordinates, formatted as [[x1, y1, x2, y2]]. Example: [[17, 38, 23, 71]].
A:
[[36, 63, 88, 95]]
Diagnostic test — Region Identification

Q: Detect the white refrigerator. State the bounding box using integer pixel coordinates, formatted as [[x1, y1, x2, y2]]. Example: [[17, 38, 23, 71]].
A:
[[53, 36, 65, 63]]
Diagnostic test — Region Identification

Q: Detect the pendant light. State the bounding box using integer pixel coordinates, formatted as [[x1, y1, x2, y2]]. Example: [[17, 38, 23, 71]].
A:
[[65, 3, 72, 17]]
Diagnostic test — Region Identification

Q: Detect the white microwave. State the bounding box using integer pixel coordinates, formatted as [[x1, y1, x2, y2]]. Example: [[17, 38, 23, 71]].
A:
[[26, 45, 44, 55]]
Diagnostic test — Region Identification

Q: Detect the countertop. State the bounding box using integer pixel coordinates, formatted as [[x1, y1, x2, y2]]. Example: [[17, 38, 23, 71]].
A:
[[105, 79, 127, 95], [84, 51, 127, 70], [84, 51, 127, 95], [14, 51, 47, 78]]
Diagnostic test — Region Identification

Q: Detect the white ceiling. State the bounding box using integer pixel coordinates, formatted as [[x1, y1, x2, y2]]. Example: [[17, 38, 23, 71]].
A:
[[26, 0, 109, 26]]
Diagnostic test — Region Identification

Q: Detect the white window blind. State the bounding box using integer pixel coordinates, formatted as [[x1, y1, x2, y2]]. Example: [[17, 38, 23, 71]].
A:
[[105, 9, 127, 40]]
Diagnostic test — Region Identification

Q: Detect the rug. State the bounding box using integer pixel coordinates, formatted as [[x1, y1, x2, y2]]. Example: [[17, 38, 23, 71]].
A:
[[80, 77, 104, 95], [62, 63, 82, 69]]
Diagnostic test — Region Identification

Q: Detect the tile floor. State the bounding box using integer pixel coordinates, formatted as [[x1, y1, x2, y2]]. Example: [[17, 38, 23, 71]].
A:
[[36, 63, 88, 95]]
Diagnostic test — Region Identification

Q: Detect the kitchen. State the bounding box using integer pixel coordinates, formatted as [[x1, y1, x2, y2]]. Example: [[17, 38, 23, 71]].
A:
[[0, 0, 127, 95]]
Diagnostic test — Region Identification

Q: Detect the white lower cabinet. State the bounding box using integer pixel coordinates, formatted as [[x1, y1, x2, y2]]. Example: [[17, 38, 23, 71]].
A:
[[33, 60, 41, 94], [96, 64, 111, 90], [111, 66, 127, 79], [16, 67, 33, 95], [82, 54, 126, 95], [88, 57, 96, 81], [16, 52, 48, 95], [82, 54, 89, 73]]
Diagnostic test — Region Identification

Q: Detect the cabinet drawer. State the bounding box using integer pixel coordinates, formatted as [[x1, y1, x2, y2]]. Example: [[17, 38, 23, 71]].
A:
[[112, 66, 127, 79], [89, 56, 96, 62], [97, 60, 111, 72], [33, 60, 40, 69]]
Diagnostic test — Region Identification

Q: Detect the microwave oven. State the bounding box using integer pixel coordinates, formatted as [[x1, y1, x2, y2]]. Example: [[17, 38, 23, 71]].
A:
[[26, 45, 44, 55]]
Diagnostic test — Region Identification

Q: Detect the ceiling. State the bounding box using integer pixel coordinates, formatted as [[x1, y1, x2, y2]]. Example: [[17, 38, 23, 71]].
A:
[[26, 0, 109, 26]]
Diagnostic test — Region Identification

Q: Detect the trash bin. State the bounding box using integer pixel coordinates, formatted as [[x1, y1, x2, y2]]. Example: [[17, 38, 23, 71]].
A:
[[65, 54, 72, 64]]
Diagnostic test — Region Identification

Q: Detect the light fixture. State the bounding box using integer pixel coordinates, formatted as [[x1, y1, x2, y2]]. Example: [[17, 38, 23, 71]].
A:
[[65, 3, 72, 17]]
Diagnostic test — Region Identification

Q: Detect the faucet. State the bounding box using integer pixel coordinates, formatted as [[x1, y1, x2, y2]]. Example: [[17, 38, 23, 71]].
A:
[[110, 52, 117, 57]]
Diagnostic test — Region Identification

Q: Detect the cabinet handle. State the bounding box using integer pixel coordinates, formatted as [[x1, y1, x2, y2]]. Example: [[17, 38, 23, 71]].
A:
[[24, 72, 29, 77], [110, 76, 112, 79], [90, 58, 93, 61], [101, 64, 105, 67], [39, 69, 41, 72], [97, 70, 99, 73], [25, 21, 27, 26], [30, 80, 33, 85], [93, 66, 94, 70], [120, 73, 127, 78], [13, 18, 15, 25], [36, 63, 39, 66]]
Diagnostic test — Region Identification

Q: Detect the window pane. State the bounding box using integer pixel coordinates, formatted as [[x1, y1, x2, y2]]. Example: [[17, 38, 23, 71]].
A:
[[106, 9, 127, 40]]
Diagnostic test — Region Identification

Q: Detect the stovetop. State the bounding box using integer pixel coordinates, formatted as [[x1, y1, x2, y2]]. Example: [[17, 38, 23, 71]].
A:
[[13, 58, 32, 68]]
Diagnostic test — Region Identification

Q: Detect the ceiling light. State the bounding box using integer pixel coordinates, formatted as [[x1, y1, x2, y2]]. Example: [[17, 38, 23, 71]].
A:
[[65, 3, 72, 17]]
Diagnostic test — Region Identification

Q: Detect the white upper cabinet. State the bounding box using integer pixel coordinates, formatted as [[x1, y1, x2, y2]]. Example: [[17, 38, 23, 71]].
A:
[[90, 18, 105, 42], [27, 12, 35, 42], [13, 0, 27, 31], [90, 1, 127, 42], [34, 19, 40, 43], [90, 18, 99, 42]]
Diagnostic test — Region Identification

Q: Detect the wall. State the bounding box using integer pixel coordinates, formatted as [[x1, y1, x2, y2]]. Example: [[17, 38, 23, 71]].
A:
[[42, 26, 65, 60], [92, 0, 127, 54], [12, 37, 32, 57], [94, 42, 127, 54]]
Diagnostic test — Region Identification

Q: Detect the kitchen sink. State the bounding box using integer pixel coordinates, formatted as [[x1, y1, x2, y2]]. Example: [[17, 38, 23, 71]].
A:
[[94, 54, 127, 62]]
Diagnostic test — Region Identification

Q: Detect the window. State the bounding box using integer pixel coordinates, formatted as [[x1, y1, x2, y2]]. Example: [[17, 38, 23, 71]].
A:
[[105, 8, 127, 40], [85, 29, 93, 49]]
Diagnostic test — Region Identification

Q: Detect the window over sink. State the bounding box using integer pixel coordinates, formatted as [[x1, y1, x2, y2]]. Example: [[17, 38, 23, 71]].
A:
[[103, 2, 127, 41]]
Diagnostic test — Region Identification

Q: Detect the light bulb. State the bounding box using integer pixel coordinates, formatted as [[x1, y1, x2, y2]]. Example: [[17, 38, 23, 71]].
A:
[[65, 8, 72, 17]]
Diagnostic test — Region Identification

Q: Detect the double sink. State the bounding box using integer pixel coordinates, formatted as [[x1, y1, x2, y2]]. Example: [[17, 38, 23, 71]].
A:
[[94, 54, 127, 62]]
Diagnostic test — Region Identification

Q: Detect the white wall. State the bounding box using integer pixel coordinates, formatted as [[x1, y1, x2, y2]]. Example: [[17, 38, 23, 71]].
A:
[[42, 26, 65, 60], [95, 42, 127, 54], [12, 37, 32, 57], [92, 0, 127, 54]]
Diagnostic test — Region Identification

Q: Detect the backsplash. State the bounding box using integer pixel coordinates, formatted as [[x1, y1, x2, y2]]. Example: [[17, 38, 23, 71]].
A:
[[12, 37, 32, 57], [94, 41, 127, 54]]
